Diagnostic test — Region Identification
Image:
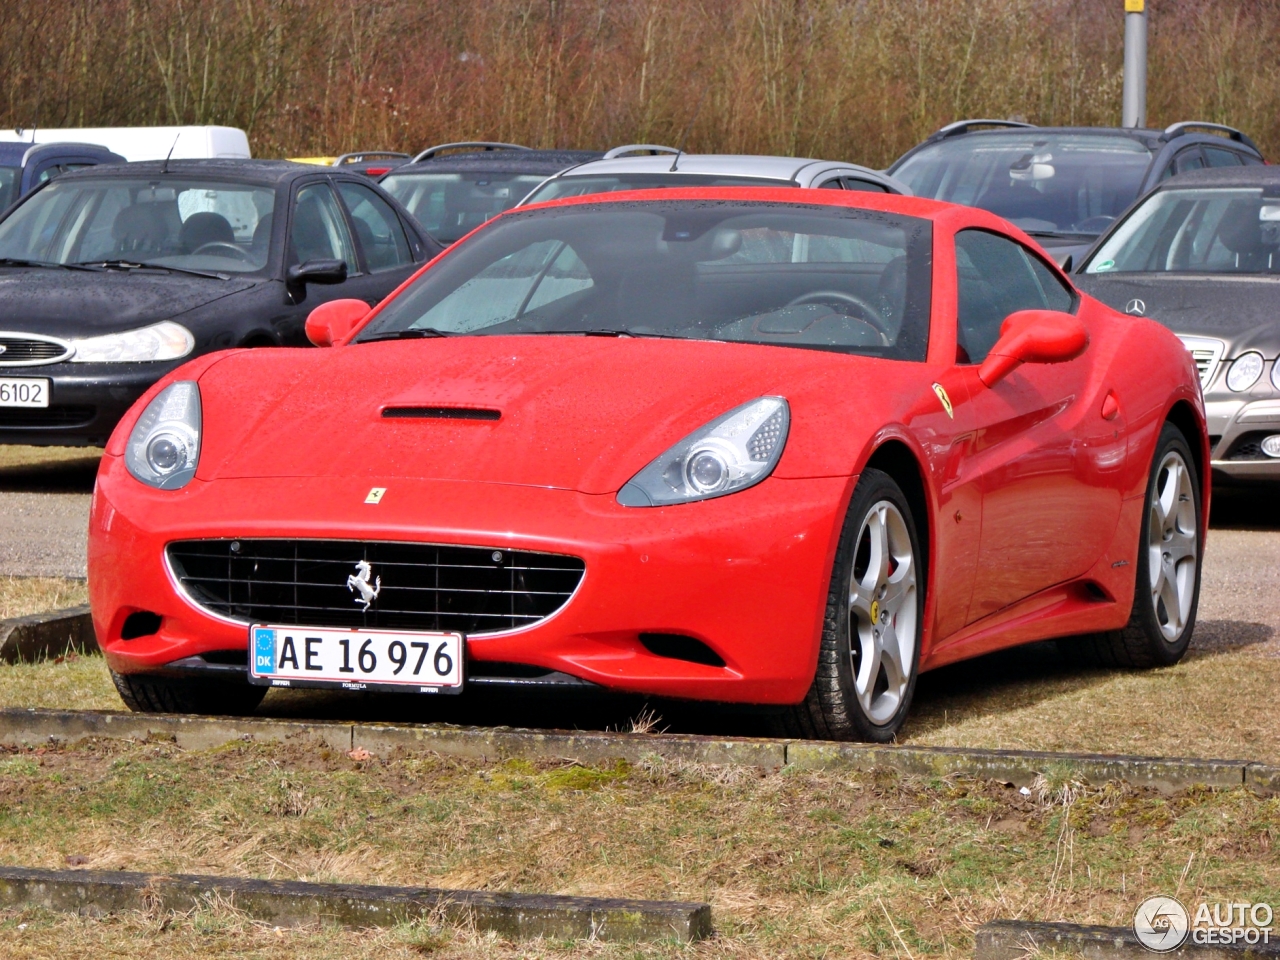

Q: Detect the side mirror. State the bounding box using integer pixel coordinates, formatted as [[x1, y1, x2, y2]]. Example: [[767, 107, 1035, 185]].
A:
[[978, 309, 1088, 386], [305, 298, 369, 347], [287, 258, 348, 287]]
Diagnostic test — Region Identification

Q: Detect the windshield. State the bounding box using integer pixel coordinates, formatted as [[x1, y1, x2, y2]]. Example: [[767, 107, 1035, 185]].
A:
[[0, 167, 19, 211], [357, 201, 932, 360], [893, 133, 1153, 236], [381, 172, 549, 244], [524, 173, 791, 206], [1086, 187, 1280, 275], [0, 177, 276, 273]]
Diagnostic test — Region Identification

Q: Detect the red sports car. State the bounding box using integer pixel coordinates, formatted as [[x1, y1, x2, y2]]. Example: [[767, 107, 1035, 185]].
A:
[[88, 188, 1208, 741]]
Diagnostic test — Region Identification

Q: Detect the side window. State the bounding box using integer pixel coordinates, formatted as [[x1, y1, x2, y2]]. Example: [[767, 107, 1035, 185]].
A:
[[955, 229, 1064, 363], [1204, 146, 1244, 168], [1241, 152, 1265, 166], [817, 178, 843, 190], [336, 181, 413, 272], [842, 177, 889, 193], [289, 183, 356, 271], [1175, 149, 1206, 174]]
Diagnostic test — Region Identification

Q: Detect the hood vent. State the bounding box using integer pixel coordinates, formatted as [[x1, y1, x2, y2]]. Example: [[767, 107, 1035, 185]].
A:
[[382, 406, 501, 421]]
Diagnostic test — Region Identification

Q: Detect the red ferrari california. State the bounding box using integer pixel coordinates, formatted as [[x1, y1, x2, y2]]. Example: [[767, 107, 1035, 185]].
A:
[[88, 188, 1207, 741]]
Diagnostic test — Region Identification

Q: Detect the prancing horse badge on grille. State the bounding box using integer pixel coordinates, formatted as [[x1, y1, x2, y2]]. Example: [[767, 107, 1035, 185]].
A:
[[346, 560, 381, 610]]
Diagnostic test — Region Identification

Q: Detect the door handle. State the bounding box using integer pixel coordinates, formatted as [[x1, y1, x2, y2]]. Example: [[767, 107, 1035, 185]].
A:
[[1101, 390, 1120, 421]]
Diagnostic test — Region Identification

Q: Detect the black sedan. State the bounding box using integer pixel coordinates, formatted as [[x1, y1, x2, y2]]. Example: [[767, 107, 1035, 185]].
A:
[[0, 159, 441, 446], [1075, 165, 1280, 483]]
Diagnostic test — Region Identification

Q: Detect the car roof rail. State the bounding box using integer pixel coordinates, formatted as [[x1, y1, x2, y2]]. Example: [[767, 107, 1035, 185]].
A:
[[602, 144, 680, 159], [410, 142, 531, 163], [927, 119, 1037, 142], [333, 151, 410, 166], [1161, 121, 1261, 154]]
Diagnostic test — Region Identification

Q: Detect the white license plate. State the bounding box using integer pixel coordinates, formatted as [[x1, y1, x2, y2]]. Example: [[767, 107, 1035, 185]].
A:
[[0, 378, 49, 408], [249, 624, 464, 693]]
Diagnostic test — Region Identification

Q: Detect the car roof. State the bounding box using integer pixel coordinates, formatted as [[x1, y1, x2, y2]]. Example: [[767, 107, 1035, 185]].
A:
[[553, 154, 861, 180], [1157, 166, 1280, 190], [54, 158, 332, 186], [389, 150, 602, 176]]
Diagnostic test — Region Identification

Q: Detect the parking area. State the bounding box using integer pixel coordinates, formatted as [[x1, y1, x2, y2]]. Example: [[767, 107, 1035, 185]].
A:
[[3, 445, 1277, 764]]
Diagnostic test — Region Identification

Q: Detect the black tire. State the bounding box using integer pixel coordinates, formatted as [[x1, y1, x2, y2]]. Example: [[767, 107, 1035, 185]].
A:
[[1063, 422, 1202, 668], [111, 671, 267, 716], [780, 468, 924, 742]]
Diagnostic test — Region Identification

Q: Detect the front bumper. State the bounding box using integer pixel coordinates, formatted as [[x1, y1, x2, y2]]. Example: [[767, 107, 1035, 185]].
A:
[[88, 455, 850, 705], [1205, 398, 1280, 481], [0, 360, 184, 446]]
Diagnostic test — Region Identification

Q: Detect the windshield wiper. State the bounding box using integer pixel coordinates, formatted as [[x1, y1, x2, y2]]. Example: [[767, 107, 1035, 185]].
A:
[[0, 257, 101, 271], [1025, 230, 1096, 240], [72, 260, 231, 280], [361, 328, 454, 342]]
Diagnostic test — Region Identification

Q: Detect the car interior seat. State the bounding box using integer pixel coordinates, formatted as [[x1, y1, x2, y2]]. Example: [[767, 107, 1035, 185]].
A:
[[1216, 199, 1278, 272], [251, 213, 273, 253], [875, 256, 908, 341], [289, 196, 336, 263], [112, 204, 170, 256], [179, 212, 235, 254]]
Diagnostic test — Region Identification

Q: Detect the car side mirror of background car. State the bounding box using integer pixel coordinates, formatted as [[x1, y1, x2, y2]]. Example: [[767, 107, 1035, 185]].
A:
[[287, 258, 348, 288], [305, 298, 369, 347], [978, 309, 1089, 386]]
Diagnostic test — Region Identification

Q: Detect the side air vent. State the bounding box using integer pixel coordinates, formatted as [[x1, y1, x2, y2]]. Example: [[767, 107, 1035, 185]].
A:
[[120, 611, 162, 640], [382, 406, 501, 421], [639, 633, 726, 667]]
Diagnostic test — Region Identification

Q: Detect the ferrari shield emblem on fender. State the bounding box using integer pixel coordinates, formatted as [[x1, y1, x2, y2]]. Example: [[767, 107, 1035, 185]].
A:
[[364, 487, 386, 504], [931, 383, 954, 419]]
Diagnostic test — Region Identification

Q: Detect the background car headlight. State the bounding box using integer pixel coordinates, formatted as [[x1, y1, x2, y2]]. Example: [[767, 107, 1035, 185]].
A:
[[1271, 357, 1280, 392], [125, 381, 202, 489], [617, 397, 789, 506], [70, 321, 194, 363], [1226, 352, 1264, 392]]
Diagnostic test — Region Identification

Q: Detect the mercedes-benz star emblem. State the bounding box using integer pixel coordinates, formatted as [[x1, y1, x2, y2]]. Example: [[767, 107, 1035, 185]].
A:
[[346, 559, 381, 611], [1125, 298, 1146, 316]]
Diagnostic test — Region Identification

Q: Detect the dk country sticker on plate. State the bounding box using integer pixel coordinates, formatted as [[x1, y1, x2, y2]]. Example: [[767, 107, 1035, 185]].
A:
[[249, 624, 464, 693]]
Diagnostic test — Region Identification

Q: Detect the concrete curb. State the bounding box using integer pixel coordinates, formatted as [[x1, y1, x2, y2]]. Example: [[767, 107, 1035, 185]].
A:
[[0, 707, 1270, 795], [0, 865, 712, 941], [976, 920, 1280, 960], [0, 607, 97, 664]]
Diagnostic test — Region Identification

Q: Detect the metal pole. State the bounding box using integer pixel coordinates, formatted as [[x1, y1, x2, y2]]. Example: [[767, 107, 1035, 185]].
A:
[[1122, 0, 1148, 128]]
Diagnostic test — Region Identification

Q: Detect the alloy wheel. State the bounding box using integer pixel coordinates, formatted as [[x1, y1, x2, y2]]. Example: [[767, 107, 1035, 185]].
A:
[[848, 500, 918, 725], [1147, 450, 1198, 643]]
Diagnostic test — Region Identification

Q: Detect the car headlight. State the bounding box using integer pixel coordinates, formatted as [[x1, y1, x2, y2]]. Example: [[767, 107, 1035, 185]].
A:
[[70, 321, 194, 363], [125, 381, 202, 489], [617, 397, 789, 506], [1226, 352, 1264, 392], [1272, 357, 1280, 393]]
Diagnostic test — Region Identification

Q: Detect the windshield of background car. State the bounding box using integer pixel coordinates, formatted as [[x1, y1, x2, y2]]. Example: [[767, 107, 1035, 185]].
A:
[[0, 177, 276, 272], [525, 173, 790, 205], [892, 134, 1153, 236], [380, 172, 548, 244], [357, 201, 933, 360], [0, 167, 19, 211], [1085, 187, 1280, 275]]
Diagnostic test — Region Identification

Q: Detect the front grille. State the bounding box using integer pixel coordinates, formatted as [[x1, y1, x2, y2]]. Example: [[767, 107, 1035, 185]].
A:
[[167, 539, 585, 635], [0, 335, 72, 366], [1177, 335, 1224, 389], [0, 405, 95, 428]]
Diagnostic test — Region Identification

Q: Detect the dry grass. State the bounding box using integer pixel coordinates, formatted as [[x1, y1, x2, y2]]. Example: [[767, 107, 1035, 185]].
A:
[[0, 738, 1274, 958], [2, 0, 1280, 166], [0, 577, 87, 621]]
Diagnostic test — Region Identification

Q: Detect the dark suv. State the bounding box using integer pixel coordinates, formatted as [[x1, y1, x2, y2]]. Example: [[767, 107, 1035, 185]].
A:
[[0, 141, 125, 211], [888, 119, 1264, 267], [379, 142, 602, 244]]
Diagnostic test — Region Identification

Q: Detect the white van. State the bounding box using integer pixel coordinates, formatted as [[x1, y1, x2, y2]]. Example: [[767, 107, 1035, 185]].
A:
[[0, 125, 251, 162]]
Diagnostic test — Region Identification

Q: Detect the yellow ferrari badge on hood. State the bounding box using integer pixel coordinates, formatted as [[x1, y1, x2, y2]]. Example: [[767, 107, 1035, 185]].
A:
[[931, 383, 954, 419]]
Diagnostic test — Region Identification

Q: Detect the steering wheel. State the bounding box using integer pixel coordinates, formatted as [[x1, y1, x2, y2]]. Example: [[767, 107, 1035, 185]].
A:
[[786, 289, 892, 341], [191, 241, 251, 262]]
